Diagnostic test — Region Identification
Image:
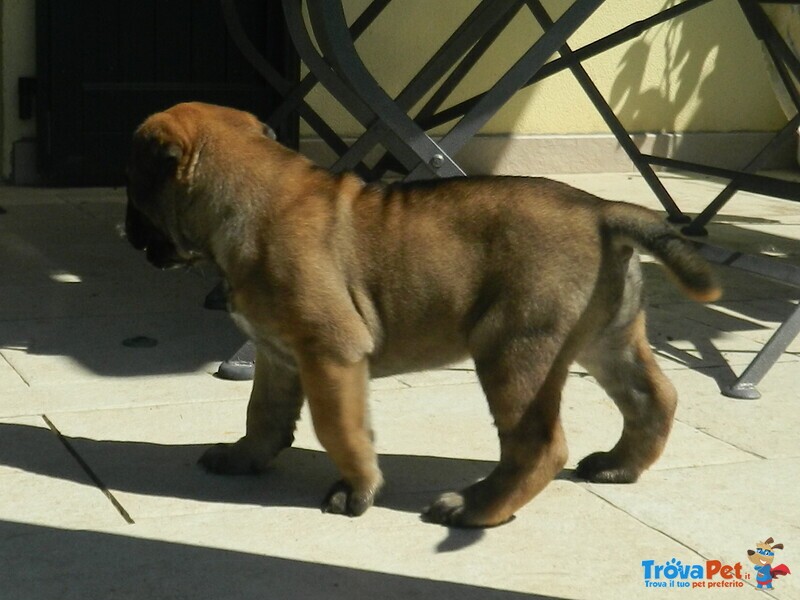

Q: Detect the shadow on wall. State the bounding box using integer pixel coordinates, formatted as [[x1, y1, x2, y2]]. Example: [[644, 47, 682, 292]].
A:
[[610, 0, 785, 167], [611, 1, 716, 135]]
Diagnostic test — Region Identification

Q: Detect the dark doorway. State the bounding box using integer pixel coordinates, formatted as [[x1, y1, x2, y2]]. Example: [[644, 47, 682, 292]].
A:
[[36, 0, 298, 186]]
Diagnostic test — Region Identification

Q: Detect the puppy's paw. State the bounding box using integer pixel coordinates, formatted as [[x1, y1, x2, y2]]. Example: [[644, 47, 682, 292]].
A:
[[422, 492, 513, 528], [422, 492, 469, 526], [576, 451, 640, 483], [321, 479, 378, 517], [198, 440, 276, 475]]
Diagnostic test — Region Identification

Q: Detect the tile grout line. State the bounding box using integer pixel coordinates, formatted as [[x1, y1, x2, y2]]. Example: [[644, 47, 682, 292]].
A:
[[582, 484, 702, 556], [579, 485, 771, 596], [41, 414, 135, 525], [0, 351, 31, 388], [672, 418, 768, 460]]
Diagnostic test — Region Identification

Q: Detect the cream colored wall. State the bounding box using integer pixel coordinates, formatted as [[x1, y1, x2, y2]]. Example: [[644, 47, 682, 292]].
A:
[[0, 2, 4, 171], [303, 0, 786, 137]]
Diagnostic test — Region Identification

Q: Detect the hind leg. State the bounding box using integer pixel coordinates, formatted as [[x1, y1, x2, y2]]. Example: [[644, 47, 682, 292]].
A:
[[576, 311, 677, 483], [424, 335, 570, 528]]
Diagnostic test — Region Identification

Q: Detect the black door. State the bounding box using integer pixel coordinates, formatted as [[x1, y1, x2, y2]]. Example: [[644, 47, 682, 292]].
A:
[[36, 0, 298, 186]]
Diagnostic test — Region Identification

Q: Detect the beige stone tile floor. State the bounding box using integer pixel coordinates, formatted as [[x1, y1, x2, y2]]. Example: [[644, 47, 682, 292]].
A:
[[0, 174, 798, 599]]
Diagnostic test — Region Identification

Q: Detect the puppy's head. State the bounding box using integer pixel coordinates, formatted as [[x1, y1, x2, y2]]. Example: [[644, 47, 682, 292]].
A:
[[125, 133, 185, 268], [125, 102, 279, 269], [125, 112, 194, 269]]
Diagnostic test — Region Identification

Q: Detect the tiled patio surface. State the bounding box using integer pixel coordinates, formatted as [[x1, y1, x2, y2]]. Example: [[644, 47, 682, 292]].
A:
[[0, 173, 798, 599]]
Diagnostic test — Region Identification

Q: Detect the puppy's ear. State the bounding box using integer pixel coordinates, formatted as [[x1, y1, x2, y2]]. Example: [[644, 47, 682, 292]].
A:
[[129, 134, 183, 192], [132, 135, 181, 176], [127, 133, 184, 211]]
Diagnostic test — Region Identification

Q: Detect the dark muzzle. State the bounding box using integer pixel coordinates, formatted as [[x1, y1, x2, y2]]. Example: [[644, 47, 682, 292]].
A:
[[125, 202, 183, 269]]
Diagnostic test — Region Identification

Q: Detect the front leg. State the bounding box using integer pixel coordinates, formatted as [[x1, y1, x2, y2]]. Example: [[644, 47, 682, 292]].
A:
[[200, 344, 303, 474], [297, 353, 383, 517]]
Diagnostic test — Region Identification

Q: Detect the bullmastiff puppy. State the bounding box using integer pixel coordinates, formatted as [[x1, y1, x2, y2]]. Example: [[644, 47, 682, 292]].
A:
[[125, 102, 720, 527]]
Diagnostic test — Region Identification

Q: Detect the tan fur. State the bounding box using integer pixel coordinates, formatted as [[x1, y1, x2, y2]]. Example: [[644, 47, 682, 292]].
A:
[[126, 102, 721, 527]]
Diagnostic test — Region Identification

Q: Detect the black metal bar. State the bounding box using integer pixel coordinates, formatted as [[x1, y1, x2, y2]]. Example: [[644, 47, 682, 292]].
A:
[[740, 0, 800, 78], [387, 0, 509, 111], [372, 0, 526, 178], [220, 0, 288, 92], [681, 1, 800, 233], [723, 305, 800, 398], [330, 0, 518, 174], [269, 0, 391, 126], [283, 0, 443, 176], [221, 0, 347, 155], [696, 244, 800, 400], [406, 0, 604, 180], [762, 36, 800, 113], [282, 1, 377, 125], [694, 244, 800, 399], [349, 0, 393, 35], [419, 0, 713, 130], [684, 114, 800, 234], [307, 0, 466, 177], [524, 0, 687, 220], [416, 3, 526, 122], [528, 0, 714, 88], [643, 153, 800, 202]]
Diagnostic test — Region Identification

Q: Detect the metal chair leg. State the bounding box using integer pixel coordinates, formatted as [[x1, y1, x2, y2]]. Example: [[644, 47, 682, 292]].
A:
[[698, 244, 800, 399], [723, 304, 800, 399], [216, 341, 258, 381]]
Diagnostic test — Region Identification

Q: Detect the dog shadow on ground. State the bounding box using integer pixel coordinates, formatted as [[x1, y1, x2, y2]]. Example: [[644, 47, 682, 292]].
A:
[[3, 420, 592, 553], [0, 420, 520, 517], [639, 243, 800, 392]]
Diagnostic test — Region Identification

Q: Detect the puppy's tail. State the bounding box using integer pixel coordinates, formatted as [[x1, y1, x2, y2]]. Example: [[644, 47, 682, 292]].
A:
[[602, 201, 722, 303]]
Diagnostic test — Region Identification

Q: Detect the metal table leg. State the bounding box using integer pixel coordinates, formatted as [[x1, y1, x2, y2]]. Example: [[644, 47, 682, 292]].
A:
[[698, 244, 800, 399], [269, 0, 392, 128], [220, 0, 331, 150], [305, 0, 469, 178], [405, 0, 604, 181], [524, 0, 688, 222], [724, 307, 800, 399], [330, 0, 525, 175]]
